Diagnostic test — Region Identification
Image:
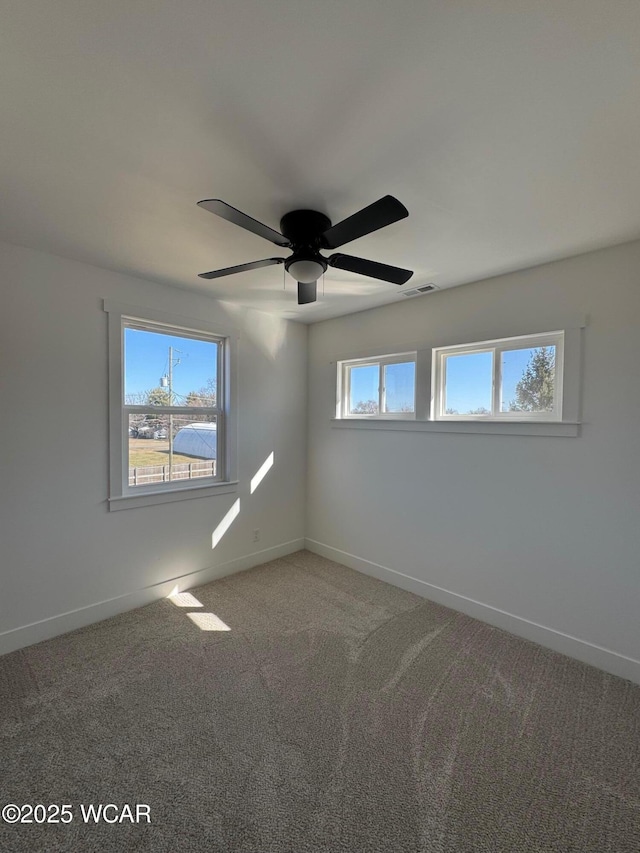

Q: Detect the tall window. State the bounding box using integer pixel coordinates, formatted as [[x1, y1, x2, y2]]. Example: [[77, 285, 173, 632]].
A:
[[124, 322, 223, 487], [432, 331, 564, 421], [105, 302, 237, 509], [338, 352, 416, 418]]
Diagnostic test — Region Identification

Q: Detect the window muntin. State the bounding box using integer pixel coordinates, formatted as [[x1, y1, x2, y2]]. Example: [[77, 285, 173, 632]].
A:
[[433, 332, 564, 421], [122, 320, 225, 492], [340, 353, 416, 419]]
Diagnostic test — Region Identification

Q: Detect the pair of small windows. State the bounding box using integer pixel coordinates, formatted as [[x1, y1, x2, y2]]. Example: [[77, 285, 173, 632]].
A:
[[338, 331, 564, 422]]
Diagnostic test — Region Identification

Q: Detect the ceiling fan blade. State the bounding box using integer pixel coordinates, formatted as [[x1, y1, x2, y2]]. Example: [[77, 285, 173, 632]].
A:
[[321, 195, 408, 250], [327, 253, 413, 285], [297, 281, 317, 304], [197, 199, 290, 247], [198, 257, 284, 280]]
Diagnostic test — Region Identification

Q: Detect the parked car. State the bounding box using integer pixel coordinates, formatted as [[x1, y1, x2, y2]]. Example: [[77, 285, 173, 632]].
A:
[[153, 429, 168, 440]]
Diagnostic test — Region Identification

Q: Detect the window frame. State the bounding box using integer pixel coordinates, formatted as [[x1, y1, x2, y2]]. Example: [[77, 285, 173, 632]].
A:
[[338, 351, 417, 420], [104, 301, 238, 511], [432, 330, 564, 422]]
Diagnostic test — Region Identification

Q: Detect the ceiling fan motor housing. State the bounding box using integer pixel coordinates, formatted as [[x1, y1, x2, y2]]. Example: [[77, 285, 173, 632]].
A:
[[279, 209, 332, 248], [281, 209, 332, 283]]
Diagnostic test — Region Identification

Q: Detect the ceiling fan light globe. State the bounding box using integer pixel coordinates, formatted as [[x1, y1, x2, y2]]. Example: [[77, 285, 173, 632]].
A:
[[287, 259, 325, 284]]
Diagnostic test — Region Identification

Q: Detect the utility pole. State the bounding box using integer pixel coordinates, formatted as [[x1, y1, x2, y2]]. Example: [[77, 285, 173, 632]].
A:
[[161, 346, 181, 480], [168, 345, 173, 476]]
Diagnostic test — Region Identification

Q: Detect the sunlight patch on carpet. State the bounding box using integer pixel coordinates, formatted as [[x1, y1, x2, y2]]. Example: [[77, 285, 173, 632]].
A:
[[187, 612, 231, 631], [167, 592, 204, 608]]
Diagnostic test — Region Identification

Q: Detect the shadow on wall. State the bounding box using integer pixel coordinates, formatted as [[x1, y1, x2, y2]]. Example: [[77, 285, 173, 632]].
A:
[[222, 303, 290, 360]]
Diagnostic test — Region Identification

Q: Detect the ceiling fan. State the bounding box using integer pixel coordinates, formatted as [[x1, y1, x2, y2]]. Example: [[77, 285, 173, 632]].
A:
[[197, 195, 413, 305]]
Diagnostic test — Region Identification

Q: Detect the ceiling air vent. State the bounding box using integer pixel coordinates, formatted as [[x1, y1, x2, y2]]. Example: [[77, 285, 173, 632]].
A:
[[401, 283, 438, 297]]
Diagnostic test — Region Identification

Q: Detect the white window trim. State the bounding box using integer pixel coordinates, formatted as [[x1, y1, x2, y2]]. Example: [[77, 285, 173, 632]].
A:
[[432, 330, 565, 422], [104, 300, 238, 511], [338, 351, 417, 420], [331, 418, 580, 437]]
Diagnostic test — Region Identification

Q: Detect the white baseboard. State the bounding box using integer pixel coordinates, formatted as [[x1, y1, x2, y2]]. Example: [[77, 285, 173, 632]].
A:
[[0, 539, 305, 656], [305, 539, 640, 686]]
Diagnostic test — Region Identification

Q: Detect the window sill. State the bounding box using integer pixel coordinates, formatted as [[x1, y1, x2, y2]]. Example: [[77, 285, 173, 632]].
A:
[[109, 480, 239, 512], [331, 419, 580, 437]]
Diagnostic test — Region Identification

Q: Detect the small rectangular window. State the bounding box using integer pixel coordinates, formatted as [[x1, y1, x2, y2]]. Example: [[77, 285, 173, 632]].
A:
[[383, 361, 416, 414], [348, 363, 380, 415], [433, 332, 564, 421], [443, 349, 493, 415], [499, 345, 557, 414], [339, 352, 416, 419]]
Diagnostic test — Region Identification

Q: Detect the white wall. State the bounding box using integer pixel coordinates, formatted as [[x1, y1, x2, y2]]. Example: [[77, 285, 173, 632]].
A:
[[3, 237, 639, 681], [307, 240, 640, 682], [0, 241, 307, 653]]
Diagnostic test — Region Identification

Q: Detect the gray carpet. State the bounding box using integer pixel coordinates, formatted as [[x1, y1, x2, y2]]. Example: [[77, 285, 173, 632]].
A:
[[1, 550, 639, 852]]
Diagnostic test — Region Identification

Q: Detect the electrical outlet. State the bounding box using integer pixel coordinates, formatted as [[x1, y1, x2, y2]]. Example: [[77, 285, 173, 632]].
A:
[[252, 529, 260, 543]]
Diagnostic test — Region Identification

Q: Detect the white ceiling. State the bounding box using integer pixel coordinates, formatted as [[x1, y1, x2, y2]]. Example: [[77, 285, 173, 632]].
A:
[[2, 1, 640, 323]]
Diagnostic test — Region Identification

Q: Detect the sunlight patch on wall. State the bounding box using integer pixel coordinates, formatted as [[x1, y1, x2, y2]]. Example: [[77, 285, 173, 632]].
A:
[[212, 498, 241, 549], [250, 452, 274, 494], [187, 612, 231, 632], [167, 592, 203, 608]]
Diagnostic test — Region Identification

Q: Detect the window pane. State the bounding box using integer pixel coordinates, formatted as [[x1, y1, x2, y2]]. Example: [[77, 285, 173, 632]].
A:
[[444, 351, 493, 415], [384, 362, 415, 413], [501, 345, 556, 412], [348, 364, 379, 414], [124, 327, 218, 407], [128, 413, 217, 487]]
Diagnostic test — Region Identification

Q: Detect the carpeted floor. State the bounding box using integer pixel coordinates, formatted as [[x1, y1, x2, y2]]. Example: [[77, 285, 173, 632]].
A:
[[1, 550, 639, 852]]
